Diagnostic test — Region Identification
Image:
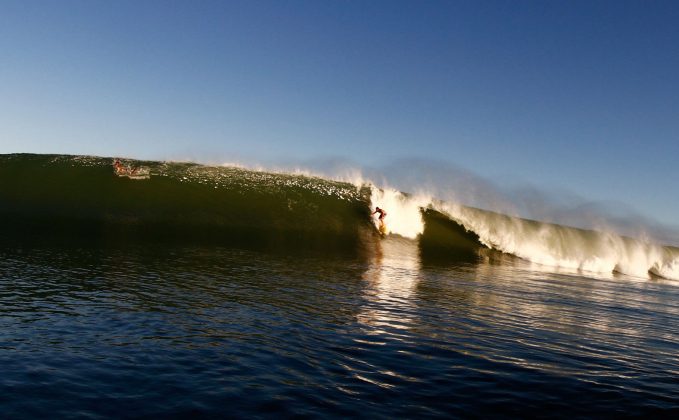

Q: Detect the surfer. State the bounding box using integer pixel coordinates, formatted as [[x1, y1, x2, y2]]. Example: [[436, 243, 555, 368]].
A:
[[113, 159, 125, 175], [114, 159, 140, 175], [372, 207, 387, 222], [113, 159, 150, 179], [372, 207, 387, 233]]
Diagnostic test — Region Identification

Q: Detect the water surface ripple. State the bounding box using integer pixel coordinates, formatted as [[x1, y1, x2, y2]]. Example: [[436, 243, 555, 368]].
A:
[[1, 239, 678, 417]]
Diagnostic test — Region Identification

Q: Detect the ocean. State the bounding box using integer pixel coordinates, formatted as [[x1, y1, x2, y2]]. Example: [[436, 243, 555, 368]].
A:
[[1, 154, 678, 417]]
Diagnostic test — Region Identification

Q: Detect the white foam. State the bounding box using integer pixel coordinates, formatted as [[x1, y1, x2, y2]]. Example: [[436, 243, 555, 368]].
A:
[[436, 201, 679, 280], [368, 186, 427, 239], [650, 250, 679, 280]]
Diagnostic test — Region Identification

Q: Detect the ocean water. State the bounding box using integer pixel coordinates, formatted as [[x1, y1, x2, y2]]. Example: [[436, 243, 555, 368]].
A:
[[1, 154, 678, 417]]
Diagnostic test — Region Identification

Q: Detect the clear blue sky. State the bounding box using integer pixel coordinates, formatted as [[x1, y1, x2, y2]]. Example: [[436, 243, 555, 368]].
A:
[[1, 0, 678, 226]]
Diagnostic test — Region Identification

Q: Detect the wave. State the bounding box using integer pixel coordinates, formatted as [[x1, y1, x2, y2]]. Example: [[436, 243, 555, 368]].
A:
[[1, 153, 677, 280], [0, 154, 376, 254]]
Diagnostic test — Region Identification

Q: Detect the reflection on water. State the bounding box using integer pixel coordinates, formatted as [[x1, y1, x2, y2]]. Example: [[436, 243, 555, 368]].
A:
[[1, 243, 678, 417], [357, 236, 421, 332], [463, 259, 679, 382]]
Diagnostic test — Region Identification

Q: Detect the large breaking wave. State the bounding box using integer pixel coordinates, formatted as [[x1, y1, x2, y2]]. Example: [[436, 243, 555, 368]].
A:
[[1, 154, 677, 280]]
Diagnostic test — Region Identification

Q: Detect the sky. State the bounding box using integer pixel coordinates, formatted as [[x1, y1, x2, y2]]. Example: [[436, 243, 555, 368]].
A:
[[1, 0, 678, 226]]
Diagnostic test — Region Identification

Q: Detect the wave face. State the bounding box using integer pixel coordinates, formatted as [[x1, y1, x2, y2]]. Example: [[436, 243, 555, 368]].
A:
[[0, 154, 374, 253], [1, 154, 677, 280]]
